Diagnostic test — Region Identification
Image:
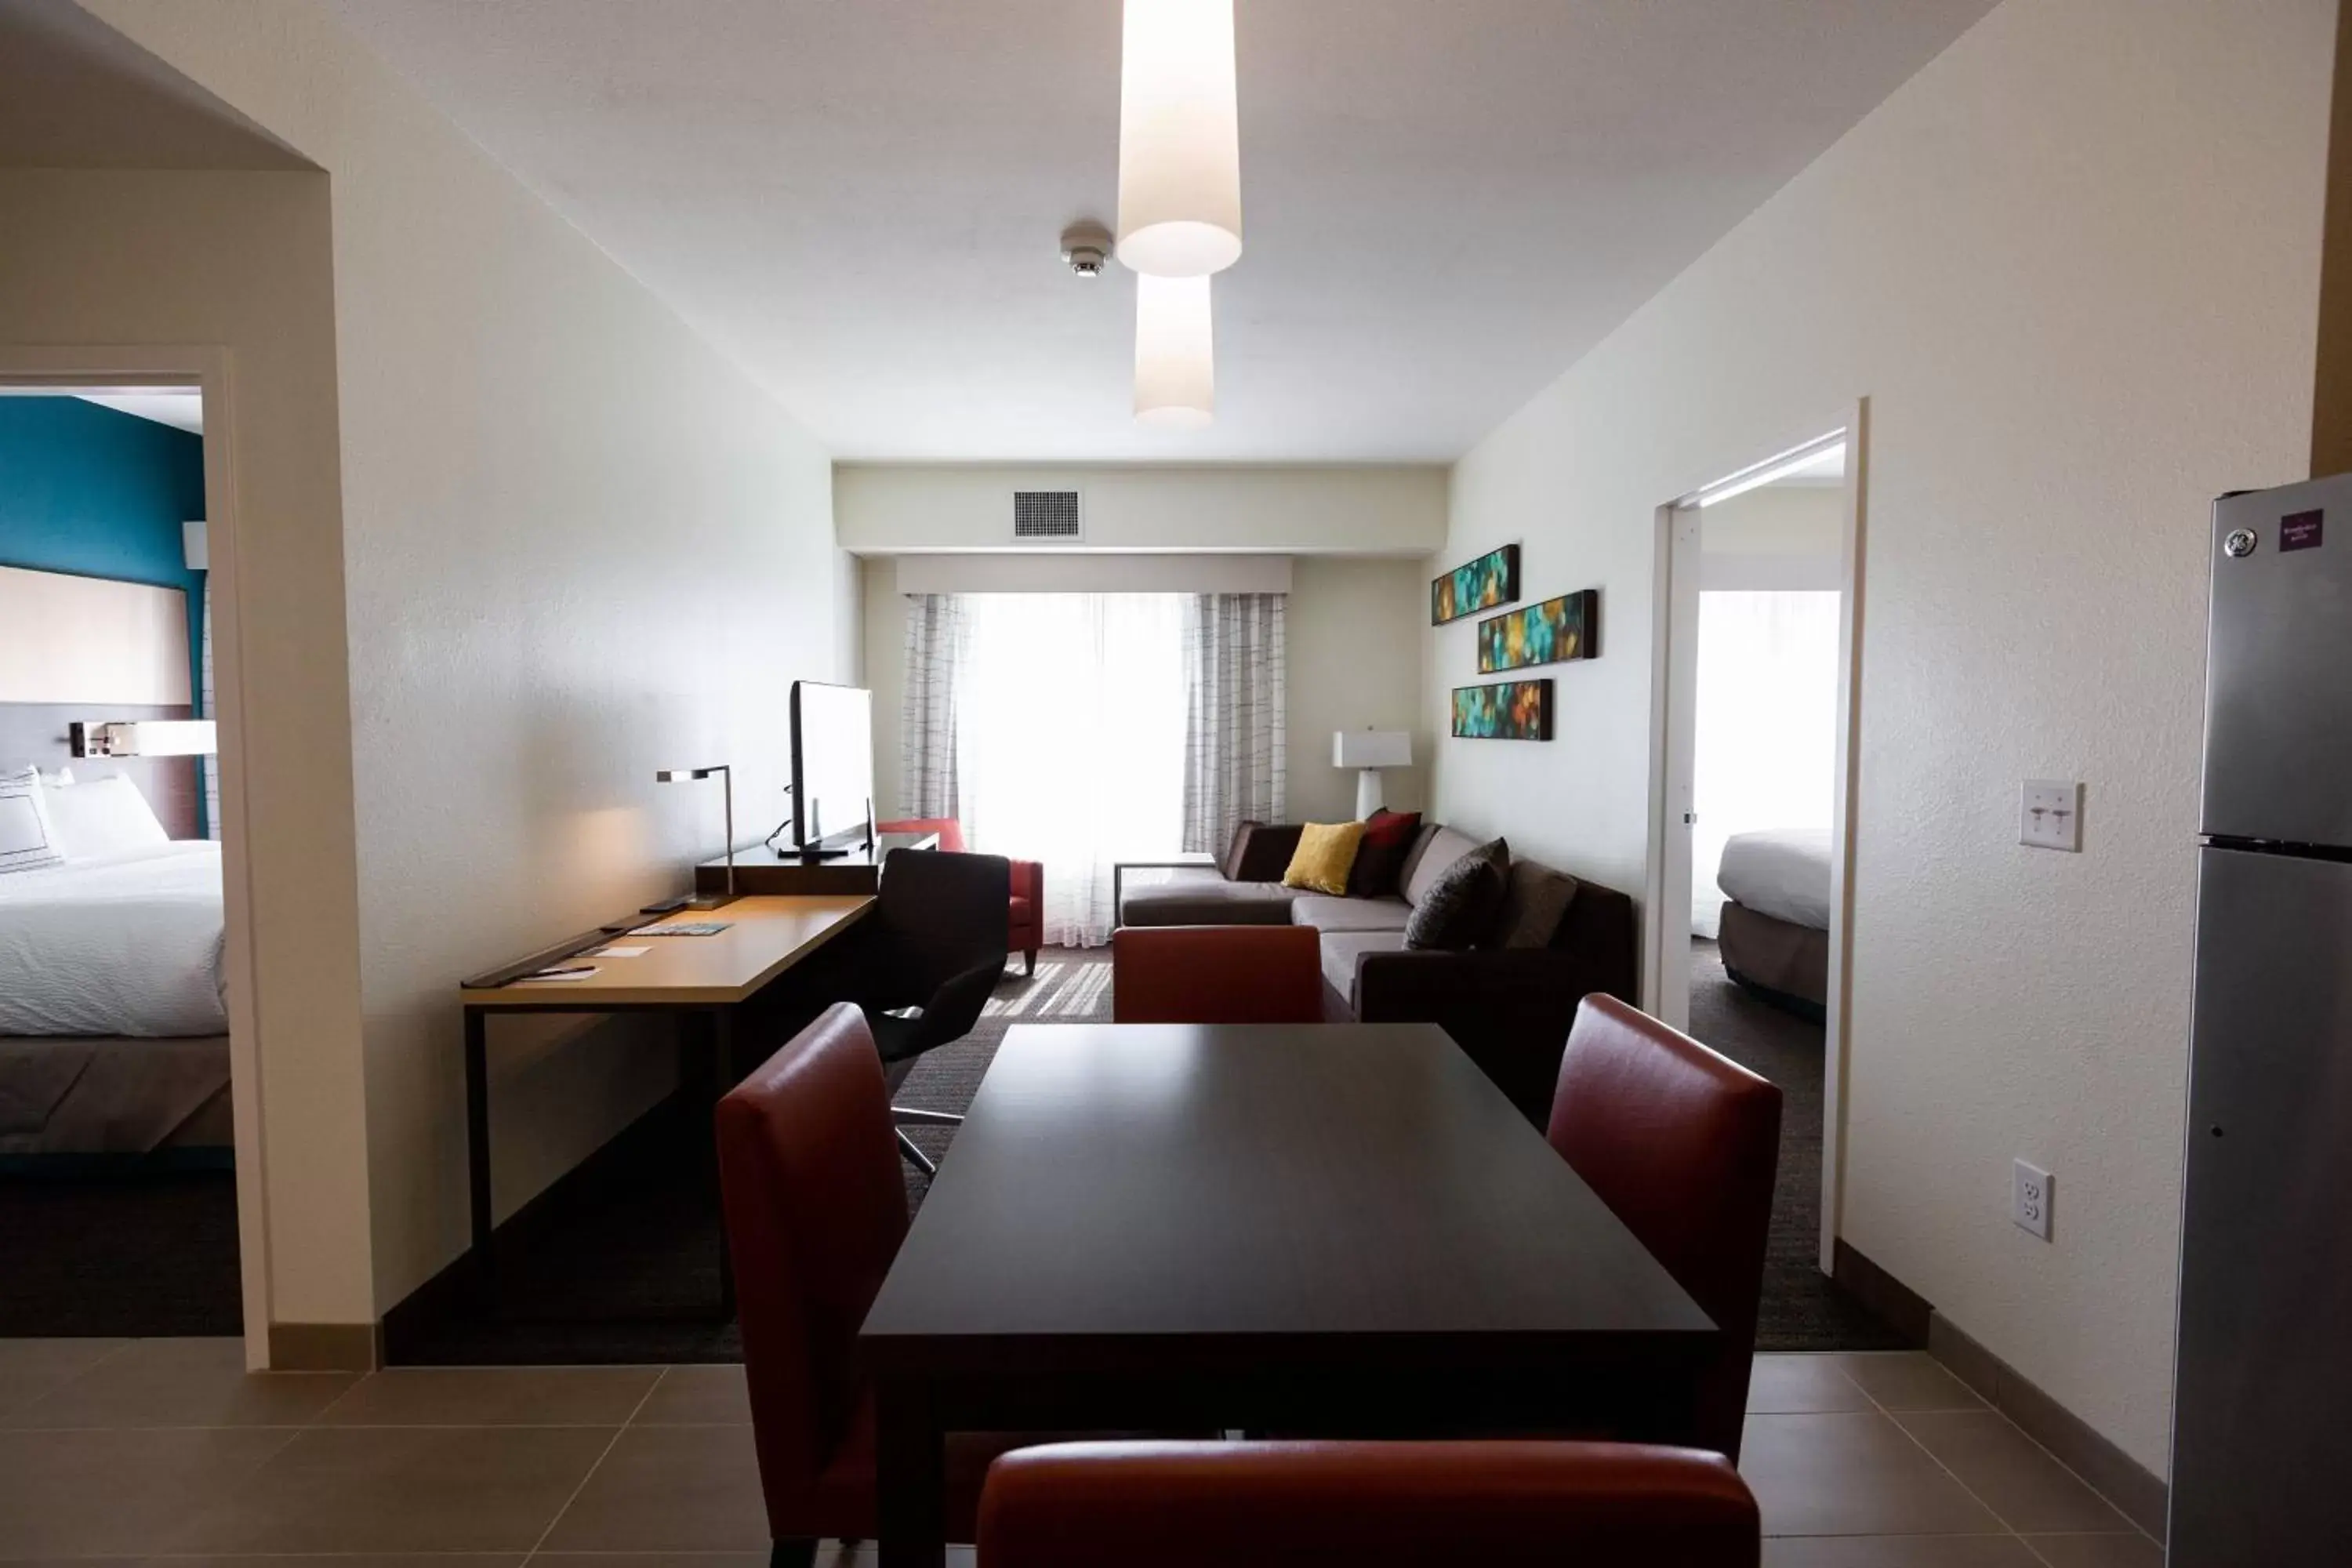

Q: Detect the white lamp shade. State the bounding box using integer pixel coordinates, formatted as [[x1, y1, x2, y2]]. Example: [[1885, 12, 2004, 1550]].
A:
[[1116, 0, 1243, 278], [1134, 273, 1215, 426], [1333, 729, 1412, 768]]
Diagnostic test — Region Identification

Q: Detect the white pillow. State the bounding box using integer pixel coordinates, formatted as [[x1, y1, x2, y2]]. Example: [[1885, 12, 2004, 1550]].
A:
[[0, 767, 65, 874], [45, 774, 171, 860]]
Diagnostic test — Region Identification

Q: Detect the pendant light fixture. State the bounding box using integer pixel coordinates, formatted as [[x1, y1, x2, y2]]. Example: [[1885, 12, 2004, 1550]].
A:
[[1134, 273, 1214, 426], [1116, 0, 1243, 278]]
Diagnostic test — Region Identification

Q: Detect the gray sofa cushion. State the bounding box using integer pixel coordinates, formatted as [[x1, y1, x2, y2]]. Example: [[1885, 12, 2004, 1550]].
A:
[[1494, 860, 1580, 949], [1120, 868, 1298, 927], [1403, 837, 1510, 950], [1288, 893, 1413, 934], [1400, 825, 1483, 907], [1318, 928, 1406, 1008]]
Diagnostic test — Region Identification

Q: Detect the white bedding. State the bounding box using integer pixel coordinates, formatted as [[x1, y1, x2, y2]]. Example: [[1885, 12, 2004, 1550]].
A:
[[1716, 827, 1833, 931], [0, 841, 227, 1036]]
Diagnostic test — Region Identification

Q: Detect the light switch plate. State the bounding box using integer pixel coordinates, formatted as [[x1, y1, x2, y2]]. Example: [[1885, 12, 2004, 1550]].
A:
[[2020, 780, 2082, 851]]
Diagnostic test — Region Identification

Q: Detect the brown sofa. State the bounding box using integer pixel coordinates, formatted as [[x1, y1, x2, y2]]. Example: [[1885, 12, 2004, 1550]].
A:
[[1118, 822, 1637, 1123]]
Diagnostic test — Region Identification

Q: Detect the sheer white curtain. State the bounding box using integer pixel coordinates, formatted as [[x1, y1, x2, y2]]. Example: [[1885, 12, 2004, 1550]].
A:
[[956, 593, 1189, 946], [1692, 590, 1839, 937]]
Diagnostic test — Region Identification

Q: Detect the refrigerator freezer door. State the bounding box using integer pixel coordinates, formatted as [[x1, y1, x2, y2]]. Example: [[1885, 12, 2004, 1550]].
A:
[[2171, 845, 2352, 1564], [2202, 477, 2352, 848]]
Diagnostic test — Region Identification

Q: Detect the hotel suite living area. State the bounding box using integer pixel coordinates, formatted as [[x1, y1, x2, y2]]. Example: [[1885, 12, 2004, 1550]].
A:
[[2, 0, 2348, 1564]]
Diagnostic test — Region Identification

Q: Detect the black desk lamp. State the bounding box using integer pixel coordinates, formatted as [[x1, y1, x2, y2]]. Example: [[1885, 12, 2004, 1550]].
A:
[[657, 764, 736, 909]]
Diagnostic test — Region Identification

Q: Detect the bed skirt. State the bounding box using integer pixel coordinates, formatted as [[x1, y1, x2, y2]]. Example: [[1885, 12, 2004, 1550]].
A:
[[1717, 900, 1828, 1022], [0, 1035, 233, 1156]]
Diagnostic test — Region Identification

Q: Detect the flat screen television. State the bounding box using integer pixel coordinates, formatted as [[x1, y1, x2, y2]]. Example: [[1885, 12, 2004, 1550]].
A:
[[788, 680, 874, 858]]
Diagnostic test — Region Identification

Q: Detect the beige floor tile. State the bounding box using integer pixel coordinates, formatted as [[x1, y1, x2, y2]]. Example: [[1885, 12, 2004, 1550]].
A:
[[1894, 1411, 2133, 1534], [317, 1365, 662, 1426], [633, 1363, 754, 1425], [1750, 1355, 1876, 1414], [1741, 1412, 2005, 1537], [2, 1337, 354, 1429], [534, 1555, 771, 1568], [1764, 1537, 2040, 1566], [538, 1421, 770, 1552], [2022, 1534, 2165, 1566], [151, 1558, 524, 1568], [1835, 1352, 1989, 1412], [0, 1426, 292, 1556], [168, 1424, 618, 1553], [0, 1338, 132, 1416]]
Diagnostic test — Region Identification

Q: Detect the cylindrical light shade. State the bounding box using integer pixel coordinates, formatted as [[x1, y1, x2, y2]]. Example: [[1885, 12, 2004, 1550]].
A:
[[1116, 0, 1243, 277], [1333, 730, 1412, 768], [1134, 273, 1214, 426]]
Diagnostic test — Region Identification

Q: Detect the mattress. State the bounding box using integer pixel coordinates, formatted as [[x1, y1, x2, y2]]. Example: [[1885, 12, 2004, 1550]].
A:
[[1715, 827, 1833, 931], [0, 841, 227, 1036]]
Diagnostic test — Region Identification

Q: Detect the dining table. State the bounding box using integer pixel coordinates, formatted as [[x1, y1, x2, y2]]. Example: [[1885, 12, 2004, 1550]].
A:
[[856, 1019, 1719, 1568]]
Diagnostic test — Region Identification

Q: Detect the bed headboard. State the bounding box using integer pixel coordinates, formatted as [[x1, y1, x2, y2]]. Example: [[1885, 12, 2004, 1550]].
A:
[[0, 564, 200, 839]]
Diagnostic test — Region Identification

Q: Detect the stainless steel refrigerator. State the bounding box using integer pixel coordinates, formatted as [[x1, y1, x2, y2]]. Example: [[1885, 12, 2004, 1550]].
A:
[[2172, 474, 2352, 1564]]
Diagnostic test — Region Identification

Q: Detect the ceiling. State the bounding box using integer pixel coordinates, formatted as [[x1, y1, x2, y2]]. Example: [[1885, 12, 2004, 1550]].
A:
[[0, 387, 205, 433], [0, 0, 305, 170], [326, 0, 1993, 463]]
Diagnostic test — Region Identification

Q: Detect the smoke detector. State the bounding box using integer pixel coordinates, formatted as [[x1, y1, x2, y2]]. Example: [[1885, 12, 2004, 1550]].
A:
[[1060, 220, 1114, 278]]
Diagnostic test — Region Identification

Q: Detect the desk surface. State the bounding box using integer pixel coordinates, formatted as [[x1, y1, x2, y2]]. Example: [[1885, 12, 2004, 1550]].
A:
[[862, 1022, 1713, 1360], [459, 894, 872, 1008]]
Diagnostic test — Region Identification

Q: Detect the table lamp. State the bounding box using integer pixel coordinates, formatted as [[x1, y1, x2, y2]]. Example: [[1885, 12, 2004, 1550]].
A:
[[1332, 729, 1411, 820], [656, 764, 736, 909]]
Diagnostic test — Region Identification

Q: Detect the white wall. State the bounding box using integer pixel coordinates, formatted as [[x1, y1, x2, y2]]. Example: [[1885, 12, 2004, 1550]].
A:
[[1432, 0, 2331, 1474], [76, 0, 854, 1315], [837, 464, 1447, 554], [862, 551, 1428, 831]]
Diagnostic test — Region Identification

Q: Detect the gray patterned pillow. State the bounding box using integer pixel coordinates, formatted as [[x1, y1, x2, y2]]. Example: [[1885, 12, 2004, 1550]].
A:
[[0, 768, 64, 875], [1403, 837, 1509, 950]]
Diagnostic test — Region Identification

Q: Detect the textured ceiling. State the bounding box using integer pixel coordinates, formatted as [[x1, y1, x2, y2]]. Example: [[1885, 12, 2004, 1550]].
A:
[[327, 0, 1994, 461]]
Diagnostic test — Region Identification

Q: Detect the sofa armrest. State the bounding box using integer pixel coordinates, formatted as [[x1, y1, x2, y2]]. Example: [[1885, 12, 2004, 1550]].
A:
[[1352, 948, 1623, 1124], [1229, 822, 1305, 883], [1009, 858, 1044, 902]]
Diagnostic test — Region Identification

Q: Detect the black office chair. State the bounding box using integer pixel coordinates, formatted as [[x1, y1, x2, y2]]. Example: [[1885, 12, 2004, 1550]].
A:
[[848, 847, 1011, 1175]]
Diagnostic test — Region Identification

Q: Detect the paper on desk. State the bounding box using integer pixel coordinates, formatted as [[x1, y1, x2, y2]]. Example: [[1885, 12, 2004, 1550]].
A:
[[587, 945, 649, 958], [524, 967, 598, 982]]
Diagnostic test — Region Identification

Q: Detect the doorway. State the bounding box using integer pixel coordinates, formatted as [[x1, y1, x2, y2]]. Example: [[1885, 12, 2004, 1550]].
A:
[[0, 354, 268, 1360], [1646, 408, 1874, 1345]]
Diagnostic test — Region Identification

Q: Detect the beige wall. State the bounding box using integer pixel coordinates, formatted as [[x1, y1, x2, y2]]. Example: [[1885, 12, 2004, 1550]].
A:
[[76, 0, 853, 1316], [862, 551, 1428, 836], [1432, 0, 2332, 1473], [0, 168, 372, 1326], [837, 463, 1448, 554]]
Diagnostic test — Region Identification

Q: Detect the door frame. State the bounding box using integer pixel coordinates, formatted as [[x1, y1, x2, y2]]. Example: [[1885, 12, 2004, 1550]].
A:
[[0, 346, 274, 1362], [1643, 397, 1868, 1274]]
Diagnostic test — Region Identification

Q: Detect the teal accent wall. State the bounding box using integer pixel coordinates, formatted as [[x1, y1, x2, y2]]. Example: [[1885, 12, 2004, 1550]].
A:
[[0, 396, 207, 703], [0, 397, 209, 832]]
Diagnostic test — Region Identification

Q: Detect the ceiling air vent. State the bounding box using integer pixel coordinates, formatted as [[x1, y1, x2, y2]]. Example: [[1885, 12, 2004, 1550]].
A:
[[1012, 489, 1083, 541]]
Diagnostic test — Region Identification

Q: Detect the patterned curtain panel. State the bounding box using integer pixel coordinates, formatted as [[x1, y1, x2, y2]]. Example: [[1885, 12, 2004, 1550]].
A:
[[900, 593, 967, 818], [1181, 593, 1287, 855]]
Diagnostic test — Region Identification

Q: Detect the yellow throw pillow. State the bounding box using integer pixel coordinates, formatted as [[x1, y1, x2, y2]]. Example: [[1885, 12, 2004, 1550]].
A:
[[1282, 821, 1366, 896]]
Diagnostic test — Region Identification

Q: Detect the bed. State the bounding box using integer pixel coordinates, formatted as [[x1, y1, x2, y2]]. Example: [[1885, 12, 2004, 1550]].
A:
[[1715, 826, 1831, 1020]]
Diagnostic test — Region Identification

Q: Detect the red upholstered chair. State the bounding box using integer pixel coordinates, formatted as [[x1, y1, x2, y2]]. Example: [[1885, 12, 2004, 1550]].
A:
[[717, 1002, 1032, 1563], [1112, 924, 1323, 1025], [877, 818, 1044, 977], [1547, 995, 1783, 1460], [977, 1439, 1761, 1567]]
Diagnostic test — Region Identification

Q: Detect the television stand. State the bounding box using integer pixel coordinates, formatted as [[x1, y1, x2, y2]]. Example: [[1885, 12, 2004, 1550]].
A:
[[789, 846, 854, 862], [696, 829, 941, 896]]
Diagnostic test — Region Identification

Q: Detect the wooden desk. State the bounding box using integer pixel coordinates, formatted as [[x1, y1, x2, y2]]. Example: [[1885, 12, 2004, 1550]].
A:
[[860, 1022, 1718, 1568], [459, 895, 873, 1313], [695, 830, 939, 897]]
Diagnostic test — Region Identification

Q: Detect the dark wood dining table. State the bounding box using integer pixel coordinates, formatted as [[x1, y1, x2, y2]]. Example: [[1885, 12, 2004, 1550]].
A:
[[857, 1021, 1719, 1568]]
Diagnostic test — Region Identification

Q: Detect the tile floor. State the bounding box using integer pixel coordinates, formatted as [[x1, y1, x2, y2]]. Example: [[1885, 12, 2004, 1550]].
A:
[[0, 1339, 2158, 1566]]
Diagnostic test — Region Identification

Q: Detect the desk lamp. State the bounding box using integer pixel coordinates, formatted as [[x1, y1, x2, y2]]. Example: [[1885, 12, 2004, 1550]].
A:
[[656, 764, 736, 909]]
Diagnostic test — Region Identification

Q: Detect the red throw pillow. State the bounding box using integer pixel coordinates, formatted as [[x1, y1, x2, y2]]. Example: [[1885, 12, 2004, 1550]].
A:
[[1346, 810, 1423, 898]]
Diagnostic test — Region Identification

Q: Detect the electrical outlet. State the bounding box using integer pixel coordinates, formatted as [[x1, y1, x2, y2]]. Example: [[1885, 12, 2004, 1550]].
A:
[[2013, 1160, 2053, 1240], [2020, 780, 2082, 851]]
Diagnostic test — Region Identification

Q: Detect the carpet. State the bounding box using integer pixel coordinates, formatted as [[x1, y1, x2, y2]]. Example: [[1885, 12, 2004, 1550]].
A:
[[1685, 937, 1907, 1351], [0, 1166, 244, 1337]]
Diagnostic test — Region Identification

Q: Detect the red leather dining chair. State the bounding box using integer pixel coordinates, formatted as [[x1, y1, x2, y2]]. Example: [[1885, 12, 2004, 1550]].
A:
[[977, 1439, 1761, 1567], [1111, 924, 1323, 1025], [1547, 994, 1783, 1460], [877, 818, 1045, 976], [717, 1002, 1033, 1563]]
